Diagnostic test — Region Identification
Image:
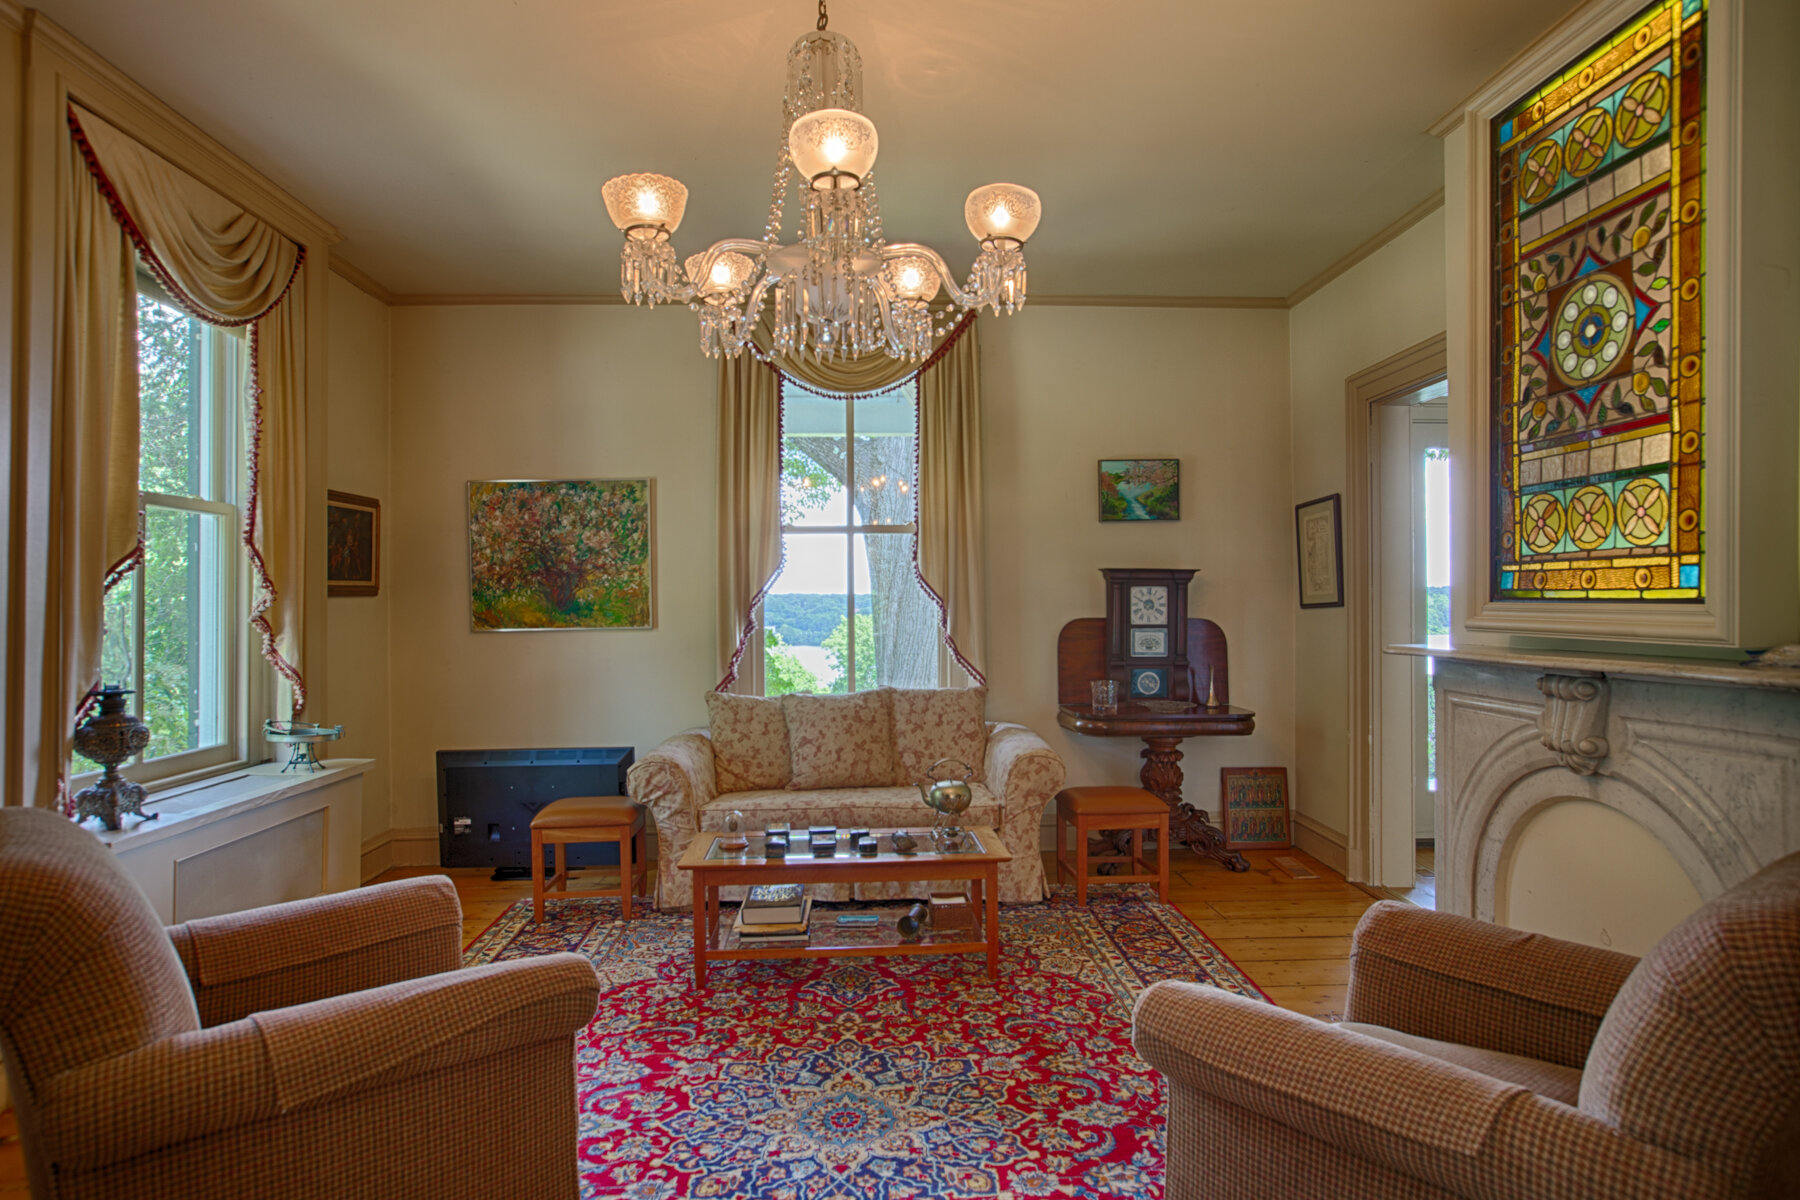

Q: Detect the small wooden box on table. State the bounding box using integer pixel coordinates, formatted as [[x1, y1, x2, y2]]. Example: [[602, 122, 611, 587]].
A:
[[676, 827, 1009, 988], [529, 796, 649, 922]]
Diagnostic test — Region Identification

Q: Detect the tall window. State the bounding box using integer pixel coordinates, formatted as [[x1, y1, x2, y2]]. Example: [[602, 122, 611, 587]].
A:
[[86, 284, 248, 779], [761, 383, 942, 695]]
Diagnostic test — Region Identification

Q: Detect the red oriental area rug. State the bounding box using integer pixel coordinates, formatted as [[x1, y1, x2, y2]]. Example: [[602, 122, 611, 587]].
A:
[[464, 887, 1266, 1200]]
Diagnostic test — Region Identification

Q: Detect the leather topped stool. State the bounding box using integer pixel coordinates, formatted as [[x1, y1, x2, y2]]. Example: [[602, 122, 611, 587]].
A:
[[530, 796, 649, 922], [1055, 786, 1170, 904]]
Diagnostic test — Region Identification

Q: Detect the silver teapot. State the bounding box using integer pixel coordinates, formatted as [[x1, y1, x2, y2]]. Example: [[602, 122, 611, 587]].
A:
[[914, 757, 974, 844]]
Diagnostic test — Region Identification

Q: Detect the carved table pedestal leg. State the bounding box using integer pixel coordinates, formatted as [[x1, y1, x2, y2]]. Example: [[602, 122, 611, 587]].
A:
[[1139, 736, 1249, 873]]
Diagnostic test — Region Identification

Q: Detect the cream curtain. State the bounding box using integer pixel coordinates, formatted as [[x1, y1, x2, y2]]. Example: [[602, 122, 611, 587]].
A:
[[716, 354, 784, 691], [716, 313, 985, 689], [915, 321, 985, 683], [71, 103, 311, 716], [38, 116, 139, 806]]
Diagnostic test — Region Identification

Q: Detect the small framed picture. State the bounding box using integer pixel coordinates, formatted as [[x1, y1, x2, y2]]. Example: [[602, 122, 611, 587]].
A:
[[326, 490, 380, 597], [1220, 767, 1291, 850], [1130, 628, 1167, 657], [1099, 459, 1179, 522], [1294, 493, 1344, 609]]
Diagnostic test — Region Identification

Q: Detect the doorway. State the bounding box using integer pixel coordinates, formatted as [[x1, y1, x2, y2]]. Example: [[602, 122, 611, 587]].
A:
[[1342, 332, 1447, 893], [1375, 389, 1446, 905]]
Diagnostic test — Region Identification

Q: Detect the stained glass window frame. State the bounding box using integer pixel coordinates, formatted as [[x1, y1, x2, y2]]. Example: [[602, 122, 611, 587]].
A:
[[1489, 0, 1707, 605]]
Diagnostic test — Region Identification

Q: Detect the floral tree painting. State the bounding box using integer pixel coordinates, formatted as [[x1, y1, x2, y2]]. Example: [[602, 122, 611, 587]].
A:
[[467, 479, 652, 630], [1099, 458, 1180, 522]]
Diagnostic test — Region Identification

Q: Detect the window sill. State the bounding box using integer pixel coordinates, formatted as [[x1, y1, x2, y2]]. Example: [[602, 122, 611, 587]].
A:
[[85, 758, 374, 857]]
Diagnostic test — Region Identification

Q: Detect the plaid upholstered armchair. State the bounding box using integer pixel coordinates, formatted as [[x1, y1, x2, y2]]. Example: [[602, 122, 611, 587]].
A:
[[0, 807, 600, 1200], [1134, 852, 1800, 1199]]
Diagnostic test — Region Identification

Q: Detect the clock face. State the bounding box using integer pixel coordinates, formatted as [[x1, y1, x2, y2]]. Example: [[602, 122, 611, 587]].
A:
[[1128, 585, 1168, 625], [1130, 628, 1167, 657], [1132, 668, 1167, 697]]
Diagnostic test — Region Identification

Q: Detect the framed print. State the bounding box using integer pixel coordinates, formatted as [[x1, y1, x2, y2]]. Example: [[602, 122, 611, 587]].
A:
[[1099, 459, 1179, 522], [1295, 493, 1344, 609], [326, 490, 380, 597], [1130, 628, 1167, 657], [1220, 766, 1291, 850], [467, 478, 652, 631]]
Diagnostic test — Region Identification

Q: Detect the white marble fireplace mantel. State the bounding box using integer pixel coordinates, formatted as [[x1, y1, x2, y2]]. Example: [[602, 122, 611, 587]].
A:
[[1388, 643, 1800, 955]]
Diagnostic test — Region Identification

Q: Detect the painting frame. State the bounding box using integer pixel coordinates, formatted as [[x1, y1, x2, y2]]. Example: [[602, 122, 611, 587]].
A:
[[1220, 766, 1291, 851], [1295, 493, 1344, 609], [466, 477, 654, 633], [1098, 458, 1180, 522], [326, 490, 380, 597]]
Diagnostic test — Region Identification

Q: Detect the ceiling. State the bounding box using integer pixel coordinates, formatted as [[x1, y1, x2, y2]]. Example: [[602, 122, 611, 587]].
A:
[[30, 0, 1577, 300]]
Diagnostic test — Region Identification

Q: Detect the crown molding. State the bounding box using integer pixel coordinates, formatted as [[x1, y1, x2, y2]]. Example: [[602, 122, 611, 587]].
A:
[[388, 292, 628, 307], [1284, 188, 1446, 308], [328, 256, 396, 306], [25, 9, 340, 249], [1029, 293, 1287, 309], [0, 1, 24, 32], [1427, 0, 1634, 136]]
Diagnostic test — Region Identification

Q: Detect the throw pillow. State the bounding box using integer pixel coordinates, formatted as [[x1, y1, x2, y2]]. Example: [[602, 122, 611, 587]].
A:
[[705, 692, 792, 792], [890, 686, 988, 784], [783, 690, 901, 789]]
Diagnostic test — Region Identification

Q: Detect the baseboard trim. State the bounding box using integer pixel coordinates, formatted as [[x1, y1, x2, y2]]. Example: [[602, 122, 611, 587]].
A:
[[362, 828, 438, 879], [1293, 813, 1350, 877]]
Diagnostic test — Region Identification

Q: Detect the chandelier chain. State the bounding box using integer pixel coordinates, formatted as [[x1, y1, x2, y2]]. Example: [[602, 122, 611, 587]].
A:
[[817, 0, 828, 31]]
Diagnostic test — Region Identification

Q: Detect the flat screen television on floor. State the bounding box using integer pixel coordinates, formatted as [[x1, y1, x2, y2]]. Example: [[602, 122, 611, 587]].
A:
[[436, 747, 635, 877]]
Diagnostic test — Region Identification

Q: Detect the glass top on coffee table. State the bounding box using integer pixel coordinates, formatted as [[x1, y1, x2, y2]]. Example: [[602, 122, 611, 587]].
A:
[[700, 826, 989, 863]]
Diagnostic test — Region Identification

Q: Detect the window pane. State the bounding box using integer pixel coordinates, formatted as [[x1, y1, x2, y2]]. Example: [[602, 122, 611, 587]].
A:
[[782, 389, 848, 526], [138, 294, 202, 498], [73, 573, 141, 772], [763, 532, 849, 696], [851, 387, 916, 527], [142, 505, 230, 760], [857, 532, 938, 688]]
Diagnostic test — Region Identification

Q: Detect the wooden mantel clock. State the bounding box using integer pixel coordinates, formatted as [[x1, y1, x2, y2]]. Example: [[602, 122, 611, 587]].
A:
[[1103, 568, 1195, 701]]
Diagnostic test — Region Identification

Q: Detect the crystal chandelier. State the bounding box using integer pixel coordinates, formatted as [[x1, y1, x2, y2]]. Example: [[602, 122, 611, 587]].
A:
[[602, 1, 1040, 364]]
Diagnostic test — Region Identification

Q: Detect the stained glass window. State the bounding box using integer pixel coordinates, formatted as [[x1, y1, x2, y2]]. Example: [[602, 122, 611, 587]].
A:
[[1491, 0, 1705, 602]]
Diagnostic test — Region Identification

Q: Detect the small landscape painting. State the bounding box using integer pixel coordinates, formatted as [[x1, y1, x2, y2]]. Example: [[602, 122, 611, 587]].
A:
[[467, 478, 652, 631], [326, 490, 379, 597], [1099, 459, 1179, 522]]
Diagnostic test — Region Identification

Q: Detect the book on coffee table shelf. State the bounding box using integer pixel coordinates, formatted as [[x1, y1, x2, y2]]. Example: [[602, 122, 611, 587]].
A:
[[740, 883, 806, 924], [732, 896, 813, 939]]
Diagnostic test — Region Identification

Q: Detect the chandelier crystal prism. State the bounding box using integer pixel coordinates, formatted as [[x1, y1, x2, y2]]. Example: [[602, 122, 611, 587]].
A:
[[602, 2, 1039, 364]]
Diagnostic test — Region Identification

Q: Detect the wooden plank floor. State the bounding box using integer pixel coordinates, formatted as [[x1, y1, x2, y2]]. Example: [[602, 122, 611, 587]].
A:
[[0, 845, 1380, 1193]]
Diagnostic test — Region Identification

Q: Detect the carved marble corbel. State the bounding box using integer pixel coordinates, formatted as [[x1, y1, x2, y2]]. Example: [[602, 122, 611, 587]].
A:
[[1537, 674, 1611, 775]]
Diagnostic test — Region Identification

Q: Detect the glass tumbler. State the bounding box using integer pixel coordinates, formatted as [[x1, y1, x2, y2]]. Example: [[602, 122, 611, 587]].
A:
[[1090, 678, 1119, 715]]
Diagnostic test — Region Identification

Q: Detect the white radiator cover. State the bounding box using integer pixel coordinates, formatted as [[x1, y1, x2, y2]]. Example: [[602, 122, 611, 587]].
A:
[[89, 760, 372, 924]]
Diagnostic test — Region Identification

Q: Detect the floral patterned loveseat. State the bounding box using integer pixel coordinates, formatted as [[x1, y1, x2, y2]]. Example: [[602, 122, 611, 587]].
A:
[[627, 687, 1065, 912]]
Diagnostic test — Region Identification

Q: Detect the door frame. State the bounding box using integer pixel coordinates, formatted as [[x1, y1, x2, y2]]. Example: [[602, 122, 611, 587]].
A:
[[1344, 333, 1447, 887]]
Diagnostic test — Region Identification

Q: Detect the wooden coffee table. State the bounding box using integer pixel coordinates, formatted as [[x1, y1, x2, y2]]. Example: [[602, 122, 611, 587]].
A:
[[676, 826, 1009, 988]]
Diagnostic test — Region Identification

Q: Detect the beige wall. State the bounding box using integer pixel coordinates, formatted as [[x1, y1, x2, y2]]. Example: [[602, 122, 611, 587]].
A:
[[324, 272, 392, 846], [1285, 211, 1447, 842], [982, 307, 1295, 824], [384, 305, 716, 836]]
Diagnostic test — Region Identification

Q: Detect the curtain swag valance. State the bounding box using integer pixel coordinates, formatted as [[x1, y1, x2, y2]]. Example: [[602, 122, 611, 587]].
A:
[[718, 311, 985, 691], [63, 103, 310, 749]]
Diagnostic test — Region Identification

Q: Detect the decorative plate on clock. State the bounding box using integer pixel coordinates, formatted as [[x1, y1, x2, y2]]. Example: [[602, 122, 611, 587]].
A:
[[1131, 667, 1168, 698]]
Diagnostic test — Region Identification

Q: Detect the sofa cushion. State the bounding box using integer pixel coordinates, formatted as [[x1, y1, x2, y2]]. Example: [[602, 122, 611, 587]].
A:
[[783, 690, 903, 789], [890, 686, 988, 784], [705, 785, 1000, 836], [1336, 1022, 1583, 1107], [705, 692, 792, 792]]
